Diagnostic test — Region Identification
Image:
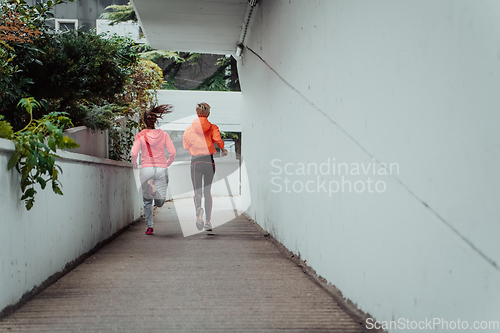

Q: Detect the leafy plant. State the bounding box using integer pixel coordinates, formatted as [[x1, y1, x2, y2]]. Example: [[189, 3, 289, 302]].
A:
[[118, 59, 163, 115], [221, 132, 240, 140], [0, 8, 41, 44], [220, 131, 241, 157], [0, 0, 74, 130], [195, 56, 240, 91], [0, 97, 79, 210], [1, 0, 72, 31], [25, 31, 138, 120], [100, 2, 137, 25], [0, 1, 42, 123], [108, 117, 139, 161], [108, 59, 163, 161], [82, 103, 128, 132], [133, 44, 183, 63]]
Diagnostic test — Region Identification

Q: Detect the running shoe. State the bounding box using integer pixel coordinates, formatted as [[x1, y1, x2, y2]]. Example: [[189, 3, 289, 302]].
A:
[[204, 221, 212, 231], [145, 227, 154, 235], [147, 180, 157, 196], [196, 207, 204, 230]]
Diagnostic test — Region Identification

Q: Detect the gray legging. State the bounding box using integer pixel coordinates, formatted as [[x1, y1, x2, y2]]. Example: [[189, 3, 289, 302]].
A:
[[140, 167, 169, 228], [190, 155, 215, 222]]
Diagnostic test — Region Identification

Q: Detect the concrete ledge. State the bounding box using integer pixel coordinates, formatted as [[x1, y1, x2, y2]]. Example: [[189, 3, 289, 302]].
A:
[[0, 138, 130, 168]]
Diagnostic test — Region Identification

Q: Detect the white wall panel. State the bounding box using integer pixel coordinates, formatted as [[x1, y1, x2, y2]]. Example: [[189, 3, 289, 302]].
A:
[[238, 0, 500, 330]]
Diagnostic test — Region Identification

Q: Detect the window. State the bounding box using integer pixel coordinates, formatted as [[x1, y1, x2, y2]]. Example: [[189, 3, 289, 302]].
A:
[[55, 19, 78, 31]]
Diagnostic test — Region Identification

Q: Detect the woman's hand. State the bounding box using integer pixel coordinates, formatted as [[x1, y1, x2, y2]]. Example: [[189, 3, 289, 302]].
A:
[[222, 148, 228, 157]]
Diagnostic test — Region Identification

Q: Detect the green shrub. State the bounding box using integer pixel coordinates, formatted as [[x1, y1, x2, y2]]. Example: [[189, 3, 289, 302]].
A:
[[81, 104, 128, 133], [25, 31, 137, 121], [0, 98, 79, 210], [0, 0, 74, 129]]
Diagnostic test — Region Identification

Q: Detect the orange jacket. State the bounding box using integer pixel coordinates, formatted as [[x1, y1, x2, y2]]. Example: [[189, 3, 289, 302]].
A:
[[183, 116, 225, 156]]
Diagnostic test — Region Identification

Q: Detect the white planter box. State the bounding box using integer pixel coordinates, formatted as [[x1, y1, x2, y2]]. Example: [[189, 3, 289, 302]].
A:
[[64, 126, 108, 159]]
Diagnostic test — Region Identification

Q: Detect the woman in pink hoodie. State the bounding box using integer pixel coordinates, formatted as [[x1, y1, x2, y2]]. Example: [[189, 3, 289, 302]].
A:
[[183, 102, 227, 231], [131, 105, 176, 235]]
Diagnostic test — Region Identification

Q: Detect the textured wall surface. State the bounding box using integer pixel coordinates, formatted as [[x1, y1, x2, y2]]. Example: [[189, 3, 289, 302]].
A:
[[0, 139, 142, 314], [237, 0, 500, 330]]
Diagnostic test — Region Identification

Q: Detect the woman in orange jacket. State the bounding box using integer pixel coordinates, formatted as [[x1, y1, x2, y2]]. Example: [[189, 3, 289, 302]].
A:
[[183, 102, 227, 231]]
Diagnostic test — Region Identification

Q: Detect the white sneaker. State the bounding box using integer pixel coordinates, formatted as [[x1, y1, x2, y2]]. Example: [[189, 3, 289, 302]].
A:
[[196, 207, 204, 230], [204, 221, 212, 231]]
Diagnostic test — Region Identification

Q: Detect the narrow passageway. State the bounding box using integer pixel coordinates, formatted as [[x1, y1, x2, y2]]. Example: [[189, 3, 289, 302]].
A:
[[0, 198, 369, 332]]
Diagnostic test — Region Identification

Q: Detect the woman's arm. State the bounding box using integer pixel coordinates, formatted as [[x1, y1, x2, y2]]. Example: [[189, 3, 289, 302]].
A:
[[165, 133, 176, 167], [131, 134, 142, 168], [211, 125, 228, 156], [182, 127, 192, 151]]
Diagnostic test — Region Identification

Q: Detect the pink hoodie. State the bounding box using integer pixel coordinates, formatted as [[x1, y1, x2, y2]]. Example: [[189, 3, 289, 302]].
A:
[[131, 129, 176, 168]]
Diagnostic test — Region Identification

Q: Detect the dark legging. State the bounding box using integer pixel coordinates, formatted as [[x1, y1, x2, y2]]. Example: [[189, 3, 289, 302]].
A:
[[190, 155, 215, 222]]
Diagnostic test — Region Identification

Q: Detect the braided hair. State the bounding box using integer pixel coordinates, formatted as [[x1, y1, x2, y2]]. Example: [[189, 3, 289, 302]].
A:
[[143, 104, 173, 129]]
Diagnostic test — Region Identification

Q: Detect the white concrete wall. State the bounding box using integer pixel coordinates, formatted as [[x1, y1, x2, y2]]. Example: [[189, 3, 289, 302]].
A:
[[96, 19, 146, 44], [0, 138, 142, 314], [238, 0, 500, 330], [157, 90, 242, 132]]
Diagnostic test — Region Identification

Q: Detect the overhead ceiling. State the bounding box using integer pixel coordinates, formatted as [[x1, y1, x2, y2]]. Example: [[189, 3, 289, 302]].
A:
[[131, 0, 249, 55]]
